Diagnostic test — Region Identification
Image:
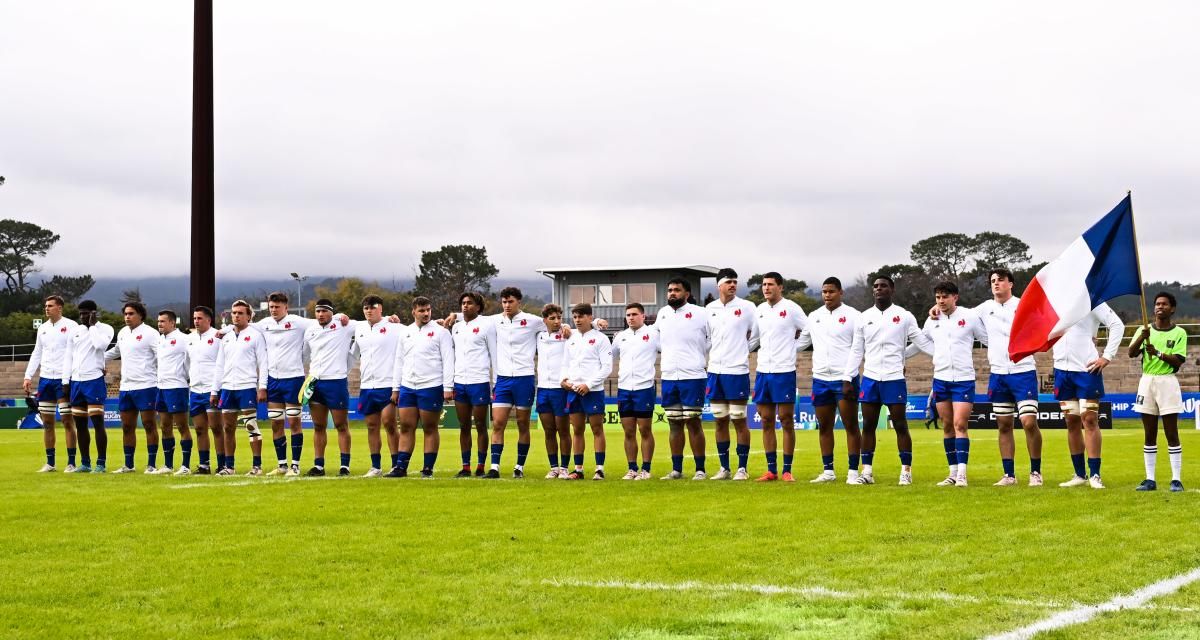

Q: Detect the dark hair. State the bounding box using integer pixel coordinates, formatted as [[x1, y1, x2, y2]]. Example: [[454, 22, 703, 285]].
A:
[[716, 267, 738, 281], [267, 291, 289, 304], [499, 286, 523, 300], [761, 271, 783, 287], [872, 275, 896, 289], [460, 291, 484, 308], [988, 268, 1015, 283], [625, 302, 645, 313], [361, 294, 384, 308], [412, 296, 432, 309], [78, 300, 98, 312], [934, 281, 959, 296], [44, 295, 65, 307], [666, 277, 692, 293], [1155, 291, 1177, 308], [158, 309, 178, 323], [571, 302, 593, 316], [231, 299, 252, 313], [123, 302, 148, 320], [541, 303, 563, 318], [314, 298, 334, 310], [193, 305, 214, 320], [822, 276, 843, 291]]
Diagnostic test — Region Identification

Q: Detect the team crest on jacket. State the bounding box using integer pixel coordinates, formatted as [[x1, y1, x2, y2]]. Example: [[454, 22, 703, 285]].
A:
[[426, 332, 434, 338], [588, 339, 596, 345], [892, 316, 900, 324], [244, 335, 251, 342], [519, 319, 527, 326], [838, 316, 846, 324], [554, 333, 562, 340], [779, 310, 786, 317], [60, 326, 67, 333], [170, 339, 177, 345], [379, 327, 387, 334], [207, 338, 214, 344], [734, 309, 742, 316], [685, 312, 692, 319], [473, 327, 480, 334], [642, 334, 650, 341], [284, 322, 292, 329], [136, 334, 142, 341], [957, 319, 966, 327], [328, 324, 337, 330]]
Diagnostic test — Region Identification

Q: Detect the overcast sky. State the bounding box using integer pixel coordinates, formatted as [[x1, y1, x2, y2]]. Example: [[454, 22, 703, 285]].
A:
[[2, 1, 1198, 287]]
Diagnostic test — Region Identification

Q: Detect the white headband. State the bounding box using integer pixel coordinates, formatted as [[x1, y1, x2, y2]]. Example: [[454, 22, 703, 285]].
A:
[[717, 277, 735, 286]]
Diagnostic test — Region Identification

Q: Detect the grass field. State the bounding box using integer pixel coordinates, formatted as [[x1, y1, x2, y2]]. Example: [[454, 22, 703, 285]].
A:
[[3, 420, 1200, 639]]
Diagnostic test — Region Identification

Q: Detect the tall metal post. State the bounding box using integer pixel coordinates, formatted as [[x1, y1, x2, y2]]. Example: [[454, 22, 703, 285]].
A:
[[190, 0, 215, 314]]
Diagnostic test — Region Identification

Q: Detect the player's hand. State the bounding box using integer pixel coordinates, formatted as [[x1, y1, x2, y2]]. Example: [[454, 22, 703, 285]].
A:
[[61, 383, 70, 398], [337, 313, 350, 327], [256, 388, 267, 402], [22, 379, 32, 394], [596, 318, 609, 330], [1144, 342, 1159, 356], [574, 383, 590, 394], [560, 325, 573, 338], [928, 305, 940, 320], [443, 390, 454, 401], [214, 330, 226, 339], [443, 313, 458, 328], [1086, 357, 1111, 374], [387, 314, 401, 323], [560, 378, 572, 390], [842, 381, 854, 397], [390, 391, 399, 404], [210, 394, 219, 406]]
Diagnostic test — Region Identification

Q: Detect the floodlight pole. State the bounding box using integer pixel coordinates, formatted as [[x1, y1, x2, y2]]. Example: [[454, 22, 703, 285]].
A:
[[189, 0, 215, 315]]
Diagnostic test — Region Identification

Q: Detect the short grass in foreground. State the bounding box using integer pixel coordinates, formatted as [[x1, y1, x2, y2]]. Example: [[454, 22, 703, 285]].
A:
[[2, 420, 1200, 639]]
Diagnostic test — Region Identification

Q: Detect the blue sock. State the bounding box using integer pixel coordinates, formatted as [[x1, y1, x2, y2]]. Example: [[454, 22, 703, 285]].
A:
[[943, 437, 955, 466], [1030, 457, 1042, 474], [67, 447, 76, 466], [461, 449, 471, 466], [340, 453, 351, 468], [147, 443, 158, 468], [252, 455, 262, 468], [314, 457, 325, 468], [181, 439, 193, 467], [1087, 457, 1101, 477], [390, 452, 399, 467], [955, 438, 970, 465], [548, 453, 559, 468], [162, 438, 176, 468], [765, 451, 778, 474], [1002, 458, 1015, 477], [273, 436, 287, 464], [397, 450, 412, 471], [899, 450, 912, 466], [783, 454, 794, 473], [861, 450, 875, 467], [200, 449, 210, 466], [516, 442, 530, 466], [370, 453, 382, 470], [226, 455, 234, 469], [848, 453, 860, 471], [628, 460, 638, 471], [821, 454, 834, 471], [573, 454, 584, 468], [290, 433, 303, 464], [641, 459, 651, 472], [490, 443, 503, 466], [716, 440, 731, 470], [423, 451, 436, 470], [46, 448, 55, 467], [735, 443, 750, 469], [477, 449, 486, 466], [595, 451, 606, 466], [216, 453, 225, 469], [1071, 453, 1086, 477], [671, 455, 684, 473], [695, 455, 706, 472], [81, 452, 91, 466]]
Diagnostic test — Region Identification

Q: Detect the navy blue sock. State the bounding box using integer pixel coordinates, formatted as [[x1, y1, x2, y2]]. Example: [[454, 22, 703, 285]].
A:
[[516, 442, 530, 466], [641, 459, 651, 472], [595, 451, 606, 466], [216, 453, 225, 469], [716, 440, 731, 470], [226, 455, 234, 469], [1030, 457, 1042, 474], [162, 438, 176, 468], [340, 453, 351, 468], [273, 436, 287, 464], [695, 455, 706, 472], [147, 443, 158, 468], [46, 448, 56, 467], [735, 443, 750, 469], [548, 453, 559, 468], [861, 449, 875, 467], [252, 455, 262, 468], [370, 453, 382, 470], [899, 450, 913, 466], [573, 453, 584, 468], [1071, 453, 1086, 477], [461, 449, 471, 466], [1087, 457, 1101, 477], [123, 445, 134, 468], [765, 451, 778, 474], [628, 460, 638, 471], [314, 457, 325, 468], [391, 452, 400, 467], [290, 433, 303, 464], [848, 453, 860, 471], [423, 451, 436, 470], [67, 447, 76, 466], [397, 450, 412, 471], [490, 443, 503, 466], [943, 437, 955, 466], [955, 438, 970, 465], [671, 455, 684, 473], [783, 454, 794, 473], [181, 439, 193, 467], [1002, 458, 1015, 477], [821, 454, 834, 471], [477, 449, 486, 465], [199, 449, 210, 466]]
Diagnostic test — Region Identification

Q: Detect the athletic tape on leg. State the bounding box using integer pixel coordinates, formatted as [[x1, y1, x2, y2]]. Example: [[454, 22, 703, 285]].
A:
[[1060, 400, 1079, 415], [239, 414, 262, 441], [993, 402, 1015, 417], [710, 403, 730, 419], [284, 406, 302, 418], [729, 405, 747, 420], [1080, 400, 1099, 414], [266, 409, 284, 421], [1017, 400, 1039, 417]]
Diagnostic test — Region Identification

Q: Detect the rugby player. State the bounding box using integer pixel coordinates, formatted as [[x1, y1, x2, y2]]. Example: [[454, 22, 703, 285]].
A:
[[656, 278, 709, 480], [1130, 292, 1187, 492], [25, 295, 78, 472], [210, 300, 268, 475], [560, 303, 612, 480], [62, 301, 114, 472], [535, 304, 572, 478], [612, 302, 659, 480], [187, 306, 222, 474], [347, 295, 402, 477], [1053, 302, 1123, 489], [154, 310, 193, 475], [450, 292, 499, 478], [303, 299, 356, 477], [752, 272, 806, 482], [105, 302, 160, 474], [389, 296, 454, 478], [706, 268, 759, 481]]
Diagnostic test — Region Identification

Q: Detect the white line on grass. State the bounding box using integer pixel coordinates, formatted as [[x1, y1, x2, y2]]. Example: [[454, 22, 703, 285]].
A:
[[982, 566, 1200, 640], [167, 476, 351, 489]]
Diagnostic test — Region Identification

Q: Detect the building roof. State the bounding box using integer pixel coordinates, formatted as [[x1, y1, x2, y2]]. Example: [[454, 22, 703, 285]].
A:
[[535, 264, 720, 277]]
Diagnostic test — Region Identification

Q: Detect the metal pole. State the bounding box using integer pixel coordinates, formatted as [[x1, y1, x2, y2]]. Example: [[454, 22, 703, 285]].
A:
[[189, 0, 215, 314]]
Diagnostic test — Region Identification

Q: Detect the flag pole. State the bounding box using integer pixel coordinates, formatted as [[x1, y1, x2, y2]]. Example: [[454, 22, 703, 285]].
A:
[[1126, 189, 1150, 330]]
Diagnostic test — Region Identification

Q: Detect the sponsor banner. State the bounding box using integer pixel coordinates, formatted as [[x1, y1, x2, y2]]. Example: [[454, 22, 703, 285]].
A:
[[969, 402, 1113, 429]]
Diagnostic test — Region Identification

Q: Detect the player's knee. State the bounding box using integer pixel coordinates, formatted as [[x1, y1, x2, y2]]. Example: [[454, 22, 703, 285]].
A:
[[1059, 400, 1080, 415], [239, 413, 262, 440], [710, 402, 730, 419], [728, 404, 747, 420]]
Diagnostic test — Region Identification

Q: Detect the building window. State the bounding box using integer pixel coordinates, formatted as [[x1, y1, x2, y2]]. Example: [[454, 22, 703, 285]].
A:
[[628, 283, 656, 305], [597, 284, 626, 305], [569, 285, 596, 305]]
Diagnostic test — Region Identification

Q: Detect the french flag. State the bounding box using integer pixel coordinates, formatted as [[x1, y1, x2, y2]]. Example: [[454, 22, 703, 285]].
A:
[[1009, 195, 1141, 361]]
